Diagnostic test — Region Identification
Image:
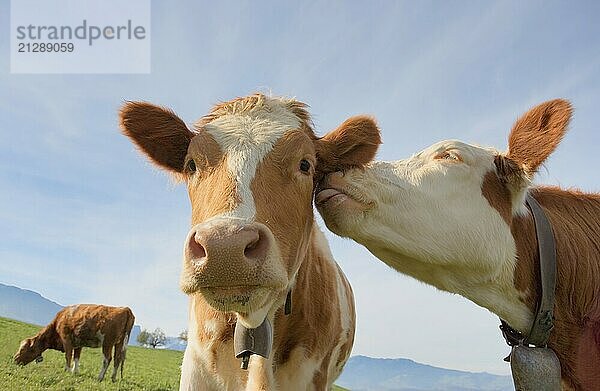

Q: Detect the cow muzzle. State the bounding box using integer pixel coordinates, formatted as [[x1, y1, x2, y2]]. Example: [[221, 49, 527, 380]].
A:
[[180, 219, 287, 322], [316, 171, 370, 211], [13, 353, 42, 366]]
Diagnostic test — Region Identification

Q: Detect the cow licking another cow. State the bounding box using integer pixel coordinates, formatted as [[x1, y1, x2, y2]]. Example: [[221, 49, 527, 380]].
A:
[[14, 95, 598, 390], [14, 304, 135, 382], [316, 99, 600, 390], [120, 94, 380, 390]]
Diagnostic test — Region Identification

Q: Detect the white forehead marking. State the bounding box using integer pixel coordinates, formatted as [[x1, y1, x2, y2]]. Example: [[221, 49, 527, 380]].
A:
[[204, 99, 301, 220]]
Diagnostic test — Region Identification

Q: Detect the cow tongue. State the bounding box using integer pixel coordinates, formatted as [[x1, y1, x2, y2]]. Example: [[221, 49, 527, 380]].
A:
[[315, 188, 345, 204], [234, 318, 273, 370]]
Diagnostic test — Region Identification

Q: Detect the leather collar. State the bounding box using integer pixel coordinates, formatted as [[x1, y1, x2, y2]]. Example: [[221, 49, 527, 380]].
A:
[[500, 193, 557, 347]]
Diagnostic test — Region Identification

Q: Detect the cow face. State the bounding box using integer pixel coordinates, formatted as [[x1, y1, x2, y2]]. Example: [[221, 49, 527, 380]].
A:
[[120, 94, 379, 328], [14, 338, 43, 365], [317, 99, 571, 297]]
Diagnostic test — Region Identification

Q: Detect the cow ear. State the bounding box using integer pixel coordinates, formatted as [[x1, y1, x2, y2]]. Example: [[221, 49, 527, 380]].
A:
[[316, 116, 381, 174], [494, 99, 572, 213], [21, 338, 33, 348], [119, 101, 195, 173], [493, 154, 522, 184], [505, 99, 572, 175]]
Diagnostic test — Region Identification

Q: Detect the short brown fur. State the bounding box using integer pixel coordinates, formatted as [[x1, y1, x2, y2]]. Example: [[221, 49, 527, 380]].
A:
[[187, 133, 238, 225], [120, 101, 195, 173], [483, 181, 600, 390], [119, 94, 378, 389], [316, 116, 381, 178], [480, 100, 599, 390], [512, 188, 600, 390], [481, 170, 513, 225], [14, 304, 134, 382], [507, 99, 572, 174]]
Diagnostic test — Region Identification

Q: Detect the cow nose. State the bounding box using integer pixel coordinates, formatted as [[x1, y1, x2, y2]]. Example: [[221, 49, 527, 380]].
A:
[[187, 224, 271, 263]]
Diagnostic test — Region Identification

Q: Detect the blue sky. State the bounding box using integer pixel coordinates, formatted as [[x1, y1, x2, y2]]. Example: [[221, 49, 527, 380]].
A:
[[1, 0, 599, 375]]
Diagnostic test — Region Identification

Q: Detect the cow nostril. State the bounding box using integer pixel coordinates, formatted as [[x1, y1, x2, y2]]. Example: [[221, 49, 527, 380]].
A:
[[189, 235, 207, 259], [244, 230, 268, 259]]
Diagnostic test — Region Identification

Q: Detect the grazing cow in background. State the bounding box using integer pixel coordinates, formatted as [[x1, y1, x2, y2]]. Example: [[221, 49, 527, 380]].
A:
[[316, 99, 600, 390], [120, 94, 380, 390], [14, 304, 135, 382]]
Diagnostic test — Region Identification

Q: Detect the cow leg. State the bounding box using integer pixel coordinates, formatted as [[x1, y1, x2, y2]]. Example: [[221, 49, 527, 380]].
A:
[[72, 347, 82, 374], [246, 355, 275, 390], [180, 344, 222, 391], [98, 344, 113, 382], [111, 341, 124, 382], [63, 341, 73, 372]]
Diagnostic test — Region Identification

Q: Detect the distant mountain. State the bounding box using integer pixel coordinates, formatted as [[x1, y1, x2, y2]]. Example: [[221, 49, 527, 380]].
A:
[[164, 336, 187, 351], [129, 324, 142, 346], [128, 324, 187, 351], [0, 283, 63, 326], [337, 355, 513, 391]]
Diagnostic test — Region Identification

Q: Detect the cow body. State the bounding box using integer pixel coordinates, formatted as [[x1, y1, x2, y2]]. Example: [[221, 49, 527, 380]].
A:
[[14, 304, 135, 382], [181, 227, 355, 390], [120, 94, 380, 390], [316, 99, 600, 390]]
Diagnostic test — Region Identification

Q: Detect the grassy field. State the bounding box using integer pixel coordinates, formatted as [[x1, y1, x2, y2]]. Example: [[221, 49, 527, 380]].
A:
[[0, 317, 349, 390], [1, 317, 182, 390]]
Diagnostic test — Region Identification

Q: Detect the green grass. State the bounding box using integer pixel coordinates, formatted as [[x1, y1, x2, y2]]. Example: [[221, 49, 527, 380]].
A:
[[0, 317, 182, 390], [1, 317, 350, 390]]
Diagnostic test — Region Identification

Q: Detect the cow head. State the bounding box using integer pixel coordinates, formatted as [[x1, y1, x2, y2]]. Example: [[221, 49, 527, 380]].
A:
[[316, 99, 571, 309], [14, 337, 44, 365], [120, 94, 380, 328]]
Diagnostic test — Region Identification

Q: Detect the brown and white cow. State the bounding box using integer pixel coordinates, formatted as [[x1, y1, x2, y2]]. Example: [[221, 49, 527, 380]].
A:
[[119, 94, 380, 390], [316, 99, 600, 390], [14, 304, 135, 382]]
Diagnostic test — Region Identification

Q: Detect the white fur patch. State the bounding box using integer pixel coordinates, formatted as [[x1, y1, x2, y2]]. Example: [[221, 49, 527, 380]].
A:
[[98, 356, 110, 381], [317, 227, 354, 380], [203, 319, 218, 336], [111, 363, 118, 381], [69, 304, 79, 316], [321, 140, 534, 332], [276, 348, 320, 391], [180, 302, 245, 391], [308, 226, 354, 383], [204, 98, 300, 220]]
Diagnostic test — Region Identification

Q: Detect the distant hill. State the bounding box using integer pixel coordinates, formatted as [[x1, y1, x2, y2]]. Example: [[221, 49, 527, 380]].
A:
[[0, 283, 63, 326], [337, 355, 513, 391], [164, 336, 187, 351], [129, 324, 142, 346]]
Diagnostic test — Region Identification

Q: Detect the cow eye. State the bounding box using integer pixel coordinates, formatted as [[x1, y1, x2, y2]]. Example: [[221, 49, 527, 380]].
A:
[[436, 151, 461, 161], [185, 159, 197, 173], [299, 159, 311, 174]]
